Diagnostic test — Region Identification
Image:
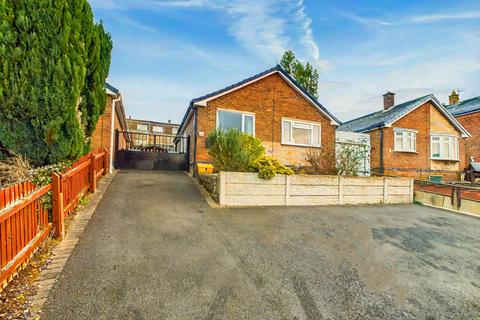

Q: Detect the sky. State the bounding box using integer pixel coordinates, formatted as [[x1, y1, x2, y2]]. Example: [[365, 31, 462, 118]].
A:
[[90, 0, 480, 124]]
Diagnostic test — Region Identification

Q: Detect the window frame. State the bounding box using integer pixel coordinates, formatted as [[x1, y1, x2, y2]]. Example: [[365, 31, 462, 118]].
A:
[[393, 128, 417, 153], [172, 127, 178, 134], [152, 126, 164, 133], [281, 118, 321, 147], [136, 123, 148, 132], [216, 108, 256, 136], [430, 134, 460, 161]]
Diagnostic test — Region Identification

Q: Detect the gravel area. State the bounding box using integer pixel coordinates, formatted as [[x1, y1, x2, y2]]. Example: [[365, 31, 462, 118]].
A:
[[42, 171, 480, 320]]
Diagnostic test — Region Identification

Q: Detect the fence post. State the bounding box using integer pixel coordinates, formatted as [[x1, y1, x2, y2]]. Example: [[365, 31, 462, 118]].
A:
[[338, 176, 344, 205], [410, 179, 414, 203], [90, 153, 96, 193], [219, 171, 226, 206], [285, 175, 290, 206], [383, 177, 389, 204], [103, 149, 109, 176], [52, 173, 65, 238]]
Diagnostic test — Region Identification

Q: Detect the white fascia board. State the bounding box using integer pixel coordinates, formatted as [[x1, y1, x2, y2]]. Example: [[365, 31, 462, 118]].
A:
[[193, 70, 340, 126]]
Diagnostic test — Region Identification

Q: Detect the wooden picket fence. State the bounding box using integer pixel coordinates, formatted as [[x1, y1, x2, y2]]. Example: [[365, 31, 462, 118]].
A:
[[0, 148, 109, 290]]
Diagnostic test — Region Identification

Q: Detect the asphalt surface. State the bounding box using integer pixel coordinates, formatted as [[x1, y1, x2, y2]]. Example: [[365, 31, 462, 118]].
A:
[[42, 170, 480, 320]]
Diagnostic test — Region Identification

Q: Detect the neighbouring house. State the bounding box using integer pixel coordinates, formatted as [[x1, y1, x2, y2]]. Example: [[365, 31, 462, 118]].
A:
[[446, 91, 480, 163], [177, 65, 341, 173], [90, 82, 129, 172], [126, 117, 180, 152], [338, 92, 470, 181]]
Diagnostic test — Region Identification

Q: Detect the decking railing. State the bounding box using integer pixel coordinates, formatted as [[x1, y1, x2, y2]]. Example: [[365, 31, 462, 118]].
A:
[[0, 148, 109, 290]]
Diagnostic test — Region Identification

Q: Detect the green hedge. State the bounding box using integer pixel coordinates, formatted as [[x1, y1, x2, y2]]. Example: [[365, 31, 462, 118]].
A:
[[0, 0, 112, 165]]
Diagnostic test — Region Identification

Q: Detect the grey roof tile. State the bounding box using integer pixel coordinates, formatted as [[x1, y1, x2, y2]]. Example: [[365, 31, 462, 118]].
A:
[[446, 96, 480, 117], [337, 94, 433, 132]]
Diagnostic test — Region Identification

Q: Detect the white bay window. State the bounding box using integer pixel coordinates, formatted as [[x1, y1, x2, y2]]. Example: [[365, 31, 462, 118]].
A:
[[394, 129, 416, 152], [430, 135, 459, 160], [282, 119, 321, 147], [217, 110, 255, 135]]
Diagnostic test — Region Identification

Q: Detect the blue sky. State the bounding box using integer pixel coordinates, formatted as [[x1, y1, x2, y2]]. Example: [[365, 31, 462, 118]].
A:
[[90, 0, 480, 123]]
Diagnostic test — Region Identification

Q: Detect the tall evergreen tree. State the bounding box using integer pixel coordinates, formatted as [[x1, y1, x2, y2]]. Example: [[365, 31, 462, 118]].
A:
[[280, 50, 319, 98], [0, 0, 112, 165]]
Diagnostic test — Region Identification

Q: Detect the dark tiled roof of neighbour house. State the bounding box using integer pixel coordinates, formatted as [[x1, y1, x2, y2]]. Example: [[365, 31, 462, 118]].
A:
[[178, 65, 341, 133], [446, 96, 480, 117], [338, 95, 434, 132], [105, 82, 120, 94]]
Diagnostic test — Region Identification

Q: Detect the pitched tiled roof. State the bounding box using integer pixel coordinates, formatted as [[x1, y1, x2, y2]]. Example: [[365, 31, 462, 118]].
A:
[[178, 65, 341, 133], [337, 95, 434, 132], [105, 82, 119, 94], [446, 96, 480, 117]]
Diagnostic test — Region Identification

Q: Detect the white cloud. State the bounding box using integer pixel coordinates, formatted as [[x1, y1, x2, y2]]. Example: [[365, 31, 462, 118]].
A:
[[410, 10, 480, 23], [339, 10, 395, 28]]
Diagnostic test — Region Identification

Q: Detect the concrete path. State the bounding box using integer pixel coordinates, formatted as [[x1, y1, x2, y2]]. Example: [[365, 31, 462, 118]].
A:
[[42, 170, 480, 320]]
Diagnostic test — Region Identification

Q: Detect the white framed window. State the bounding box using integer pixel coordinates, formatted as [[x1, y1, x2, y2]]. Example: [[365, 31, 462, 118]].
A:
[[394, 129, 417, 152], [137, 124, 148, 131], [217, 109, 255, 135], [152, 126, 164, 133], [430, 135, 459, 160], [281, 118, 321, 147], [172, 127, 178, 134]]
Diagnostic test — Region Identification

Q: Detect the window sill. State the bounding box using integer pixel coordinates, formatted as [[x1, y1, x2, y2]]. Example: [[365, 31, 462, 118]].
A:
[[281, 142, 321, 148], [393, 150, 417, 154], [430, 158, 460, 162]]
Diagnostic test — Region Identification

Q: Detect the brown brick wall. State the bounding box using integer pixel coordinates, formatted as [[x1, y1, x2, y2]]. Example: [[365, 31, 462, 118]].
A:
[[369, 101, 466, 180], [455, 112, 480, 162], [90, 95, 128, 160], [192, 72, 337, 168]]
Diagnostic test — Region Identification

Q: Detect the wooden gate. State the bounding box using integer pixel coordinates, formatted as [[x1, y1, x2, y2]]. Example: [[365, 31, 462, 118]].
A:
[[114, 130, 189, 171]]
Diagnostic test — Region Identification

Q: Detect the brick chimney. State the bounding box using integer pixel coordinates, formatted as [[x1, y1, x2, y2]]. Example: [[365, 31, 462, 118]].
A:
[[449, 90, 459, 105], [383, 91, 395, 111]]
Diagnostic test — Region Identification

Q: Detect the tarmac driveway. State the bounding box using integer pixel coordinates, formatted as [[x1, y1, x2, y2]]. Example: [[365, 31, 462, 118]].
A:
[[43, 170, 480, 320]]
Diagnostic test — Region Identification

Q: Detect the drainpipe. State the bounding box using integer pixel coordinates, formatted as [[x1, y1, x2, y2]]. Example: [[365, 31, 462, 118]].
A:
[[110, 95, 121, 174], [379, 128, 384, 175], [193, 105, 198, 175]]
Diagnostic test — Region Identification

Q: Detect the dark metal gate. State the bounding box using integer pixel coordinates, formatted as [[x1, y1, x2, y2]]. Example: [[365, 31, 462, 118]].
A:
[[114, 130, 189, 171]]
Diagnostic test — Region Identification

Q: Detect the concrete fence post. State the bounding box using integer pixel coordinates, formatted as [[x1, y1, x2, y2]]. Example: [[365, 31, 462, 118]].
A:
[[410, 179, 414, 203], [383, 177, 388, 204], [285, 175, 291, 206], [89, 153, 96, 193], [52, 173, 65, 238], [219, 171, 226, 206], [338, 176, 344, 205]]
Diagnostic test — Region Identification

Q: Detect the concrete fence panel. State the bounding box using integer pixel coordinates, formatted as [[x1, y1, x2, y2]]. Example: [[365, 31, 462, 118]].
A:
[[218, 172, 413, 207]]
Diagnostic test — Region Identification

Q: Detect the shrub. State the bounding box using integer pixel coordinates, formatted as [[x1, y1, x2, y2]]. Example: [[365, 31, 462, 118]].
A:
[[336, 142, 368, 176], [0, 0, 112, 165], [305, 147, 337, 175], [250, 156, 294, 180], [206, 129, 265, 172]]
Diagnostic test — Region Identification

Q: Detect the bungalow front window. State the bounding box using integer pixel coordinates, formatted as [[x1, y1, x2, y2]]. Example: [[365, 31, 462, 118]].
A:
[[431, 135, 459, 160], [394, 129, 416, 152], [281, 119, 321, 147], [217, 110, 255, 135]]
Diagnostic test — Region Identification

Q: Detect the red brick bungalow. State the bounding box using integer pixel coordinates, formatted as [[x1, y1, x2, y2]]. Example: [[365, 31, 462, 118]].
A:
[[177, 65, 341, 173], [446, 91, 480, 163], [338, 93, 470, 181]]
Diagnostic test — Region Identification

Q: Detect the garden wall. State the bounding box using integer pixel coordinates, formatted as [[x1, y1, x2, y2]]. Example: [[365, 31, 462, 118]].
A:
[[218, 172, 413, 207]]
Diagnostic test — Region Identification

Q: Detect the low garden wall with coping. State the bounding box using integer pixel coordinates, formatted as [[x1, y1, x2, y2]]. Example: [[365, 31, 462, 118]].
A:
[[201, 172, 414, 207]]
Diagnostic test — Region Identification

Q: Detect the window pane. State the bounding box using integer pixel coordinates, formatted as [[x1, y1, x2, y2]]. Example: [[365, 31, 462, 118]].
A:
[[312, 125, 320, 146], [218, 111, 242, 131], [443, 138, 450, 158], [244, 115, 254, 135], [395, 136, 403, 150], [293, 122, 311, 130], [282, 121, 291, 143], [152, 126, 163, 133], [137, 124, 148, 131], [292, 127, 311, 145], [404, 134, 412, 150], [431, 141, 440, 157]]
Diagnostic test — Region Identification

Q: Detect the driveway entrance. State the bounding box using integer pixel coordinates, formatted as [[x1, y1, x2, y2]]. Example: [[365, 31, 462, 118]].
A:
[[115, 130, 189, 171], [42, 170, 480, 319]]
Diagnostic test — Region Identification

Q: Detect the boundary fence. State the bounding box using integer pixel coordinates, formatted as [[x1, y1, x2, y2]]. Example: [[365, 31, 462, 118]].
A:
[[0, 148, 109, 290]]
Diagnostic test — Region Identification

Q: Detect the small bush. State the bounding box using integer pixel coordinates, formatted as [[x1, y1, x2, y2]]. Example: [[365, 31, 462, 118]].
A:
[[250, 156, 294, 180], [305, 147, 337, 175], [206, 129, 265, 172]]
